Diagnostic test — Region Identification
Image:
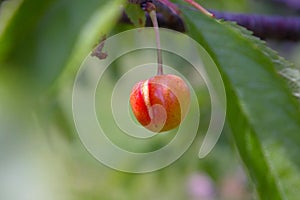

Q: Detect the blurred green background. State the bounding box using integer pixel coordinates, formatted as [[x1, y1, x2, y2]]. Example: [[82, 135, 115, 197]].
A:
[[0, 0, 299, 199]]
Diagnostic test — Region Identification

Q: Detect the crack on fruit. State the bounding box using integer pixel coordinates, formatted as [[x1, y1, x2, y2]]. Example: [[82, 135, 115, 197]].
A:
[[141, 80, 153, 119]]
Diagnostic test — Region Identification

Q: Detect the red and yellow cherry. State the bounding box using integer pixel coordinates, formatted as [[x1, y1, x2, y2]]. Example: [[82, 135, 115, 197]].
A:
[[130, 74, 190, 132]]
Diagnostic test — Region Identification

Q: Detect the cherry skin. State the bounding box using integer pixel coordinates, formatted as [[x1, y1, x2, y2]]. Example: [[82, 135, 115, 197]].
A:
[[130, 74, 190, 132]]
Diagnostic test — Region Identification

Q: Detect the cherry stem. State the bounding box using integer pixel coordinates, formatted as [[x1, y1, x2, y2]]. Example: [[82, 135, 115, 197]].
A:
[[146, 2, 163, 75], [183, 0, 214, 18]]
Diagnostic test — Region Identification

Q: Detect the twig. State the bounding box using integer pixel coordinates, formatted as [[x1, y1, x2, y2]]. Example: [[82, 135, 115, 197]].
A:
[[212, 11, 300, 41], [120, 10, 300, 41], [271, 0, 300, 11]]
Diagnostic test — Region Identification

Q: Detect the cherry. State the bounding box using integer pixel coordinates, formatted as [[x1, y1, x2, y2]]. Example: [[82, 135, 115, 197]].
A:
[[130, 74, 190, 132], [129, 2, 190, 132]]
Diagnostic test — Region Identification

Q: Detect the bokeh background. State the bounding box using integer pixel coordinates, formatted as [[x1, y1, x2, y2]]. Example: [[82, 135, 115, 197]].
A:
[[0, 0, 299, 199]]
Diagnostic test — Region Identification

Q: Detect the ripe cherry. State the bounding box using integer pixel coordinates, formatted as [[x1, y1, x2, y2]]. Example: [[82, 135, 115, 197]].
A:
[[129, 2, 190, 132], [130, 74, 190, 132]]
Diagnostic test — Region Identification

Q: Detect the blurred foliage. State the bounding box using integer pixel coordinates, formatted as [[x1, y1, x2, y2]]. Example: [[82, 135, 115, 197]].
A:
[[1, 0, 300, 200]]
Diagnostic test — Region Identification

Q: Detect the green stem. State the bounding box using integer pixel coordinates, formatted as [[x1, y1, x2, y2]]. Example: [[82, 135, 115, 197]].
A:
[[147, 4, 163, 75]]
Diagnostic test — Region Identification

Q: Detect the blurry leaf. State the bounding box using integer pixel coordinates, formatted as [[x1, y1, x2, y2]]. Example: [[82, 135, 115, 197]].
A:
[[0, 0, 125, 143], [125, 3, 146, 28], [0, 0, 23, 39], [181, 8, 300, 199], [0, 0, 124, 93]]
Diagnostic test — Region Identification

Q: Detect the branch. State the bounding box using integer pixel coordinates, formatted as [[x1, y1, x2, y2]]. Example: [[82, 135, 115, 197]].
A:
[[120, 11, 186, 32], [212, 11, 300, 41], [121, 8, 300, 41], [271, 0, 300, 11]]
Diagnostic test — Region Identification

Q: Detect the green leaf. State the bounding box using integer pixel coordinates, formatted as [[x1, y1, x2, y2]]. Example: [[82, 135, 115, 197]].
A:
[[124, 3, 146, 28], [279, 68, 300, 99], [181, 7, 300, 199], [0, 0, 124, 93]]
